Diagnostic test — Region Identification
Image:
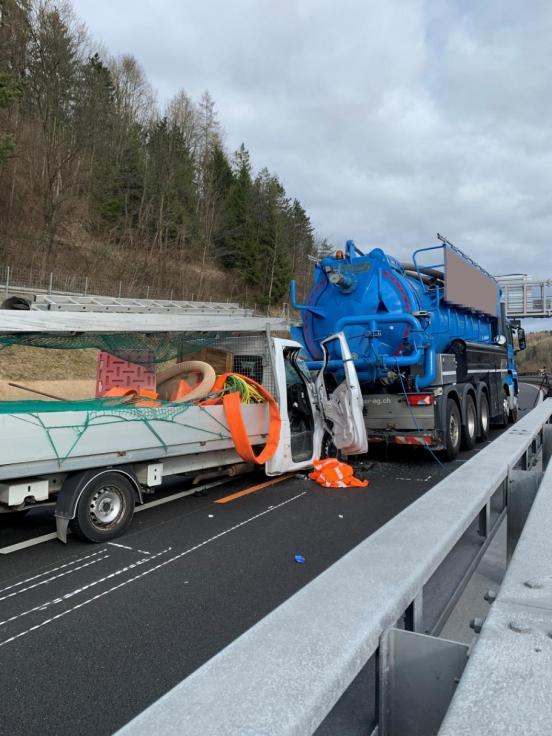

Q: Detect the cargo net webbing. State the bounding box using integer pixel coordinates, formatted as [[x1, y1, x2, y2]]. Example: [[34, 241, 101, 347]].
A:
[[5, 400, 234, 464]]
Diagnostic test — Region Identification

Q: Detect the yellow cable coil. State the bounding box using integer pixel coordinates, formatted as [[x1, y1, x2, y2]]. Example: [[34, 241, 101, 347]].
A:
[[222, 375, 265, 403]]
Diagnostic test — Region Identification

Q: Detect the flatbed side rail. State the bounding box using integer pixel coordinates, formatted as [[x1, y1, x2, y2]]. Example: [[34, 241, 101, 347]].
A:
[[116, 399, 552, 736]]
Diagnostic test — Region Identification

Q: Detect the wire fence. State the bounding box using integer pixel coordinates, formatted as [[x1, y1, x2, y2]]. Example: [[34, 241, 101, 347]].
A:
[[0, 264, 183, 301]]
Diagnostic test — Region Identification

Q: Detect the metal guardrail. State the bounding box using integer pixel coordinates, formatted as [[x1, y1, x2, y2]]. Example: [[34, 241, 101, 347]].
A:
[[439, 441, 552, 735], [115, 399, 552, 736]]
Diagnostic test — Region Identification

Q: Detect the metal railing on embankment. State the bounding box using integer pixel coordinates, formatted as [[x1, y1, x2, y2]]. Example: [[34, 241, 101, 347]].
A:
[[0, 264, 290, 318], [0, 263, 201, 302], [115, 400, 552, 736]]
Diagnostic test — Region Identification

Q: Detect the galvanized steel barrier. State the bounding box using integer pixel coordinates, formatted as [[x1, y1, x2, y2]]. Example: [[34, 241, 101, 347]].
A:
[[116, 399, 552, 736], [439, 425, 552, 736]]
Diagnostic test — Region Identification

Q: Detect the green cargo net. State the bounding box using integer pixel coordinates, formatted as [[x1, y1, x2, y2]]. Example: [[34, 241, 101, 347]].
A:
[[0, 331, 223, 364], [3, 398, 233, 465]]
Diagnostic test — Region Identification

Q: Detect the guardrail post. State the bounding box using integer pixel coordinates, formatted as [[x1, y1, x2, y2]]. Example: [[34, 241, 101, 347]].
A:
[[379, 628, 468, 736], [478, 501, 491, 537], [543, 423, 552, 468], [507, 466, 542, 561], [118, 281, 122, 298], [84, 277, 88, 295], [48, 272, 53, 294], [146, 285, 150, 299], [5, 265, 9, 298], [404, 590, 424, 633]]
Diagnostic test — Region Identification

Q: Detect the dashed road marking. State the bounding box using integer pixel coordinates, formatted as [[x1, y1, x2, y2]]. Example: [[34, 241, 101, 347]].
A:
[[0, 554, 110, 603], [0, 549, 108, 594], [0, 549, 169, 629], [108, 542, 134, 551], [108, 541, 151, 555], [0, 491, 307, 648]]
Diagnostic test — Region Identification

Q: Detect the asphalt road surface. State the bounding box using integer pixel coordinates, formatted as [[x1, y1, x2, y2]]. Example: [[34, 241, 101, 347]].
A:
[[0, 384, 540, 736]]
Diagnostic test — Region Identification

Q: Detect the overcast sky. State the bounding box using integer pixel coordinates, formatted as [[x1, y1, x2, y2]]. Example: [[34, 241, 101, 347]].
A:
[[72, 0, 551, 303]]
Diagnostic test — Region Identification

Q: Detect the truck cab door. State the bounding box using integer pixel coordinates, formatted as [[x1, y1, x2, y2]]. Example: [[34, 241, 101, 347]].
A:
[[314, 332, 368, 455], [265, 338, 325, 476]]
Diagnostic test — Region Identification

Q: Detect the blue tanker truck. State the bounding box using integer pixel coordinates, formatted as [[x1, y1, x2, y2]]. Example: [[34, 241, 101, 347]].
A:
[[291, 235, 526, 460]]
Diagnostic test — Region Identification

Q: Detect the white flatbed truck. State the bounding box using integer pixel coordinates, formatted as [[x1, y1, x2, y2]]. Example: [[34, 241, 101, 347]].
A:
[[0, 297, 367, 543]]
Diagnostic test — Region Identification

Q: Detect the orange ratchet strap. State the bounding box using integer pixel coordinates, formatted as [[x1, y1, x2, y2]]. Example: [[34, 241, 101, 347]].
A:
[[217, 373, 281, 465]]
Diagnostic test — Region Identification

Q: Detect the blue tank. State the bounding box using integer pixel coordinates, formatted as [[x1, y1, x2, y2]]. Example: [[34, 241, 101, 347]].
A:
[[291, 240, 500, 390]]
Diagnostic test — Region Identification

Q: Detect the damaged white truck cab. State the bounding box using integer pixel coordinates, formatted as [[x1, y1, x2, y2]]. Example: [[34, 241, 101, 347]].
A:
[[266, 333, 367, 475]]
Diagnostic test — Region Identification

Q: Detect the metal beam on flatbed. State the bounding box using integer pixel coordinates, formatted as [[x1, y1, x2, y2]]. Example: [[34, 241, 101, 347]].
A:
[[31, 294, 255, 316], [0, 311, 289, 333]]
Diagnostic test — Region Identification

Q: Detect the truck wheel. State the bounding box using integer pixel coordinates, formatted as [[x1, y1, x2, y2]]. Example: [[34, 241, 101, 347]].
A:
[[508, 401, 518, 424], [478, 393, 490, 441], [70, 472, 135, 543], [444, 398, 461, 460], [461, 395, 477, 450]]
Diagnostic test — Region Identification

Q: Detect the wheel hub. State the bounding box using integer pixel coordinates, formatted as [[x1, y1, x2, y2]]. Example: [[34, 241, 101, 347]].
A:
[[90, 487, 123, 526], [481, 402, 489, 431], [450, 414, 459, 446], [467, 405, 476, 437]]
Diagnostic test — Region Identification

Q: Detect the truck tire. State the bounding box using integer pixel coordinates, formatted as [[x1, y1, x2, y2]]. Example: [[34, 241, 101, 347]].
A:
[[508, 400, 518, 424], [444, 398, 461, 460], [70, 472, 135, 543], [494, 391, 509, 428], [461, 394, 477, 450], [478, 393, 490, 441]]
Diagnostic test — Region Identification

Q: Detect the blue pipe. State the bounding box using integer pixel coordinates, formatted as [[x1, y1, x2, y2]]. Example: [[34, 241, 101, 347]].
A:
[[329, 312, 437, 388], [334, 312, 422, 333], [415, 346, 437, 390], [382, 349, 424, 368], [306, 359, 370, 371]]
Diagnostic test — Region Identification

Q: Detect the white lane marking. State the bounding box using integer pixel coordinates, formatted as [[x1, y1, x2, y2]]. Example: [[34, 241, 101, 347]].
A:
[[0, 549, 170, 628], [135, 477, 231, 514], [108, 542, 134, 551], [0, 549, 108, 594], [521, 382, 540, 391], [108, 542, 151, 555], [0, 491, 307, 648], [0, 555, 110, 603], [0, 532, 59, 555]]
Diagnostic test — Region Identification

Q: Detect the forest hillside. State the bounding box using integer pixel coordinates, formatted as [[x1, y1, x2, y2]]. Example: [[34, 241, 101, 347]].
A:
[[516, 331, 552, 374], [0, 0, 323, 309]]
